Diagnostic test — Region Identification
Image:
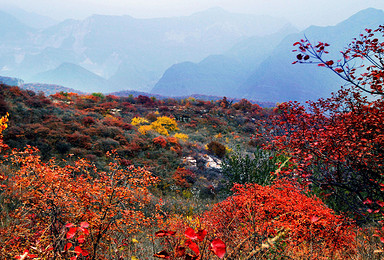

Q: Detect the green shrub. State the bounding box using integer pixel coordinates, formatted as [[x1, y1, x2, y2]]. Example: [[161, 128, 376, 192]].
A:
[[222, 147, 283, 190]]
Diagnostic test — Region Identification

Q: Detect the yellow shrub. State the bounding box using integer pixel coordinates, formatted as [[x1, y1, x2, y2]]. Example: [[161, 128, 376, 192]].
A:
[[156, 116, 179, 131], [150, 121, 169, 136], [0, 113, 8, 134], [174, 133, 189, 141], [131, 117, 149, 126], [138, 125, 152, 135], [137, 116, 179, 136]]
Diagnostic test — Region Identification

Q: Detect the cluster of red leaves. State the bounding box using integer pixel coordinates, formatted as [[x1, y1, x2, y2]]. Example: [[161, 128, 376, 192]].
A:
[[266, 25, 384, 224], [153, 136, 167, 148], [270, 90, 384, 176], [154, 227, 226, 259], [152, 136, 183, 155], [63, 222, 90, 259], [167, 137, 183, 155], [172, 167, 196, 189], [203, 180, 357, 258], [293, 25, 384, 96]]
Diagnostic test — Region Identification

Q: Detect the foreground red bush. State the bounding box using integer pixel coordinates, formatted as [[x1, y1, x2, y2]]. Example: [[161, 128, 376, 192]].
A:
[[203, 180, 357, 259]]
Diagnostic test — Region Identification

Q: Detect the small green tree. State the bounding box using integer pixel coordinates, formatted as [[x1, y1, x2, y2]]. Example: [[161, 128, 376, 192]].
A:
[[222, 147, 283, 191]]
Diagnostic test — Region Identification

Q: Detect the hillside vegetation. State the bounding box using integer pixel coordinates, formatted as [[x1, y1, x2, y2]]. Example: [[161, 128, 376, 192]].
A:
[[0, 24, 384, 260]]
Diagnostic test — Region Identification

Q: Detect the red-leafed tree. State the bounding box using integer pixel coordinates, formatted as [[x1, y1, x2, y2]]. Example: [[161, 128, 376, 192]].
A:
[[265, 25, 384, 222], [0, 144, 158, 259]]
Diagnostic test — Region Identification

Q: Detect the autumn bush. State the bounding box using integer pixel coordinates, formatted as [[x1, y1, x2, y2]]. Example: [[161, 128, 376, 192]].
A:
[[203, 180, 357, 259], [0, 143, 159, 259], [173, 167, 196, 189]]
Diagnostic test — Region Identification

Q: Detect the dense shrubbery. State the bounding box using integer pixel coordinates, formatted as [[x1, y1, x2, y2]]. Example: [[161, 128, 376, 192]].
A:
[[204, 180, 357, 259]]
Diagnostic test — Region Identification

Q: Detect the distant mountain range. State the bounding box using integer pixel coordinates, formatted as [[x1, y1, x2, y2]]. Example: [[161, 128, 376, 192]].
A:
[[151, 24, 298, 97], [239, 8, 384, 102], [0, 6, 57, 29], [1, 7, 383, 103], [0, 76, 83, 95], [153, 8, 384, 102], [0, 6, 290, 93]]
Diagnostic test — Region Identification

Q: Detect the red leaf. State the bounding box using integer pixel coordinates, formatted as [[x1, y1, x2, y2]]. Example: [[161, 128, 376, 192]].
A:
[[153, 250, 170, 259], [326, 60, 334, 66], [318, 63, 326, 67], [293, 41, 301, 46], [211, 239, 226, 259], [185, 239, 199, 255], [304, 55, 310, 60], [77, 234, 85, 244], [334, 68, 344, 73], [81, 249, 89, 256], [310, 215, 319, 223], [74, 246, 82, 256], [80, 221, 89, 229], [70, 257, 77, 260], [64, 242, 73, 251], [65, 223, 75, 228], [155, 230, 176, 237], [297, 54, 303, 60], [66, 227, 77, 239], [185, 227, 197, 240], [196, 229, 207, 242]]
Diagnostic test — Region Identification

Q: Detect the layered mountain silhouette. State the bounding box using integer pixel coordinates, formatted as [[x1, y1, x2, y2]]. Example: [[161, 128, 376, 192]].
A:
[[0, 6, 57, 29], [0, 7, 289, 93], [32, 63, 109, 93], [151, 24, 298, 97], [153, 8, 384, 102], [1, 7, 383, 102], [239, 8, 384, 102]]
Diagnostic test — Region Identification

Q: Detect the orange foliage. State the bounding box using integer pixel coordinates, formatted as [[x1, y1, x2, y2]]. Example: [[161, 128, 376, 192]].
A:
[[153, 136, 167, 148], [0, 113, 8, 153], [172, 167, 196, 188], [0, 148, 158, 259], [203, 180, 357, 258]]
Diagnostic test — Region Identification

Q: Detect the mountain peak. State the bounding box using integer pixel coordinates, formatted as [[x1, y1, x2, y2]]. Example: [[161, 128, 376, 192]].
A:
[[337, 7, 384, 27]]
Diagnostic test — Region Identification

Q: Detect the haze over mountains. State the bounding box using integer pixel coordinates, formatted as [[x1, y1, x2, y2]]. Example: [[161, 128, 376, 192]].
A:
[[0, 6, 383, 102], [0, 6, 289, 92], [153, 8, 384, 102]]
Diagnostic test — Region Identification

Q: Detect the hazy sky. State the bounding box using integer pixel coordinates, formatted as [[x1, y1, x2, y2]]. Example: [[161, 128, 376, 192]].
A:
[[1, 0, 384, 29]]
